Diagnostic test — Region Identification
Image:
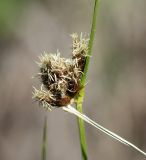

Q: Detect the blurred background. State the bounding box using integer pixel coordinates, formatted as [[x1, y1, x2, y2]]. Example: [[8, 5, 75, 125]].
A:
[[0, 0, 146, 160]]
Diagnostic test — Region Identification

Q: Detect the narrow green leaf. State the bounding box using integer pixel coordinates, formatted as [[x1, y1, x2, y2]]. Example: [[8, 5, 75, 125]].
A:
[[76, 0, 100, 160], [41, 116, 47, 160]]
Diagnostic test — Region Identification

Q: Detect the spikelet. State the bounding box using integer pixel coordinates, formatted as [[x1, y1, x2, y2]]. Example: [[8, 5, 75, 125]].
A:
[[33, 33, 89, 110]]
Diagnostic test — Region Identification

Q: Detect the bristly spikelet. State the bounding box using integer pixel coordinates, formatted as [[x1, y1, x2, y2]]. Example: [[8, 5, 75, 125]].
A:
[[71, 33, 89, 72], [32, 86, 55, 110], [33, 33, 89, 110]]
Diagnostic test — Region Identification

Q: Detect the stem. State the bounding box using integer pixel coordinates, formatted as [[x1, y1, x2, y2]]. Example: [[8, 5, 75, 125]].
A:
[[76, 0, 100, 160], [41, 116, 47, 160], [63, 105, 146, 157], [76, 89, 88, 160], [81, 0, 100, 86]]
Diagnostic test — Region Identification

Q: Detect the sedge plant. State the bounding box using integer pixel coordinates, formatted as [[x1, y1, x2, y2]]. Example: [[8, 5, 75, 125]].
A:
[[33, 0, 146, 159]]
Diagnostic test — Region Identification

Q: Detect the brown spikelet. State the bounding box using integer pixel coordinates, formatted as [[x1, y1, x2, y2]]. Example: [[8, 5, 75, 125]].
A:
[[33, 33, 89, 110]]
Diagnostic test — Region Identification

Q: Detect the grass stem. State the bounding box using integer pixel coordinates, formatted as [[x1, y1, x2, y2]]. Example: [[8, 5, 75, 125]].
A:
[[41, 116, 47, 160], [76, 0, 100, 160]]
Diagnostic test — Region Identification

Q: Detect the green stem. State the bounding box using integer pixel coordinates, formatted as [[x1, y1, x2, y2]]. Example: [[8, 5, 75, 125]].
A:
[[81, 0, 100, 86], [41, 116, 47, 160], [76, 0, 100, 160], [76, 88, 88, 160]]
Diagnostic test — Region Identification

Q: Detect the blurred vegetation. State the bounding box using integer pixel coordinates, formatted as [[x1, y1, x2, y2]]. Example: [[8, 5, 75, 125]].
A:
[[0, 0, 31, 39]]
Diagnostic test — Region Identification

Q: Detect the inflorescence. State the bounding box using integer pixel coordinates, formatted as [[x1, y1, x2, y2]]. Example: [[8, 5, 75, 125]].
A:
[[33, 33, 89, 110], [32, 33, 146, 157]]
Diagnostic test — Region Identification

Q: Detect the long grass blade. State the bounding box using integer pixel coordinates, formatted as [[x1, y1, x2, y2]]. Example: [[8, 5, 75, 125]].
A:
[[63, 105, 146, 157]]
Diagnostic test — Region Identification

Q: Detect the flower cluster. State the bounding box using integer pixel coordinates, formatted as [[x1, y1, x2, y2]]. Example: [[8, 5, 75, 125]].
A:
[[33, 33, 89, 110]]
